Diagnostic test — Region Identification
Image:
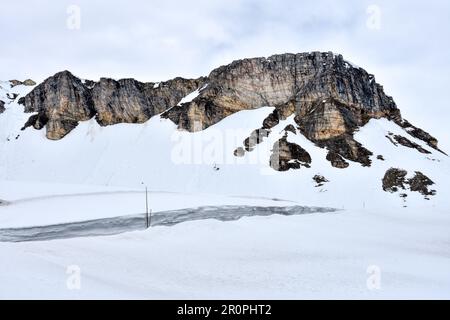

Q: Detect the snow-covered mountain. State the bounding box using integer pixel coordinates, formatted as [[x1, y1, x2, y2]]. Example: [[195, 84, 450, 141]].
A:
[[1, 52, 450, 299], [0, 52, 448, 210]]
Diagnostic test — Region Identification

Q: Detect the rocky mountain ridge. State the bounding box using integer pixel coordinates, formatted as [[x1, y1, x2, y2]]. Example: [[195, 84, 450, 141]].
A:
[[19, 71, 205, 140], [5, 51, 446, 175]]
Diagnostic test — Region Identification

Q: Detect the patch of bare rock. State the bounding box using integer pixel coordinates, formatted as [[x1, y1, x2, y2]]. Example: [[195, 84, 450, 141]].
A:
[[385, 132, 431, 154], [382, 168, 436, 199], [269, 134, 311, 171], [313, 174, 329, 187]]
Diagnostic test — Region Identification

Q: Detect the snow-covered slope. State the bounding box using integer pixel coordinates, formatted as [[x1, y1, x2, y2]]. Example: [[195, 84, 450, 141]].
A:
[[0, 81, 449, 299], [1, 200, 449, 299]]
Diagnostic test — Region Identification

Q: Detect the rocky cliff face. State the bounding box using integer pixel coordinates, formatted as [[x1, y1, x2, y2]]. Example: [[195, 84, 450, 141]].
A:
[[92, 76, 205, 127], [21, 71, 95, 139], [162, 52, 400, 130], [160, 52, 440, 168], [269, 133, 312, 171], [20, 71, 205, 139], [19, 51, 442, 169]]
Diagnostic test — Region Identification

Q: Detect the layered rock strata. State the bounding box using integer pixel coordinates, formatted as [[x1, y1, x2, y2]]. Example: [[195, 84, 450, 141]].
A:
[[19, 52, 443, 169]]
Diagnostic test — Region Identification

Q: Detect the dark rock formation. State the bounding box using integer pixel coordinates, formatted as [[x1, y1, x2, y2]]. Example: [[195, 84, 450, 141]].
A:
[[233, 147, 245, 157], [9, 79, 36, 87], [21, 70, 205, 139], [21, 112, 49, 131], [396, 119, 445, 154], [23, 79, 36, 86], [92, 78, 152, 126], [93, 77, 204, 126], [382, 168, 408, 192], [326, 151, 349, 168], [317, 134, 372, 167], [162, 52, 399, 135], [243, 128, 270, 152], [6, 93, 18, 100], [382, 168, 436, 198], [22, 71, 96, 140], [0, 100, 5, 114], [262, 110, 280, 129], [20, 52, 444, 168], [313, 174, 329, 187], [377, 155, 385, 161], [407, 172, 436, 196], [392, 135, 431, 154], [9, 80, 22, 87], [160, 52, 408, 168], [270, 134, 311, 171], [385, 133, 397, 146], [261, 102, 296, 130], [236, 104, 297, 157], [284, 124, 296, 134]]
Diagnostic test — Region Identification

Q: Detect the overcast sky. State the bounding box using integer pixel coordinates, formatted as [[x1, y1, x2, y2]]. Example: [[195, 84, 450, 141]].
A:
[[1, 0, 449, 148]]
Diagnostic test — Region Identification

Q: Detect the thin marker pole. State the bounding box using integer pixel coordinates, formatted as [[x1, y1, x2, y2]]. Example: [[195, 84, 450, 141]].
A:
[[145, 186, 149, 228]]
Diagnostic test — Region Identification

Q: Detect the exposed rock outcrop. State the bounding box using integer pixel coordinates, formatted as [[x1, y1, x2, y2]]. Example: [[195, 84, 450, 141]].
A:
[[233, 147, 245, 157], [9, 80, 22, 87], [326, 151, 349, 168], [9, 79, 36, 87], [21, 70, 205, 139], [162, 52, 399, 135], [7, 93, 18, 100], [92, 77, 204, 126], [243, 128, 270, 152], [382, 168, 436, 198], [382, 168, 408, 192], [269, 134, 311, 171], [313, 174, 329, 187], [21, 112, 49, 131], [407, 171, 436, 196], [387, 134, 431, 154], [0, 100, 5, 114], [22, 71, 95, 139], [261, 102, 296, 130], [320, 134, 372, 167], [92, 78, 152, 126], [20, 52, 444, 168], [396, 119, 445, 154], [284, 124, 297, 135]]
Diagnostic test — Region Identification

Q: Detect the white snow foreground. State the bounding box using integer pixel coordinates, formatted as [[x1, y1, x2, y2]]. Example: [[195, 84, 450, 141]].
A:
[[0, 203, 449, 299], [0, 82, 449, 299]]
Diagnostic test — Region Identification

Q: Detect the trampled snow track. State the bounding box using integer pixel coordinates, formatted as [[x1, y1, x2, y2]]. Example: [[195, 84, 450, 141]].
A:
[[0, 205, 338, 242]]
